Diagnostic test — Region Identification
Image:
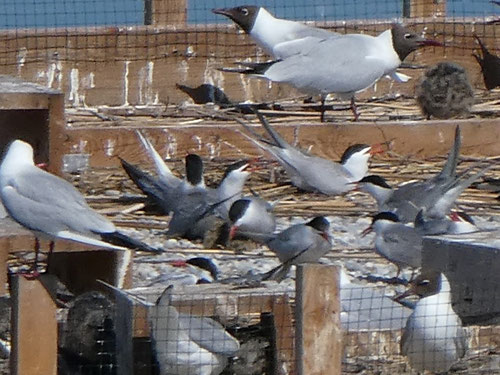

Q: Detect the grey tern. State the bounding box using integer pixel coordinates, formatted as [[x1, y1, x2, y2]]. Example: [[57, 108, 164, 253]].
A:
[[237, 111, 383, 195]]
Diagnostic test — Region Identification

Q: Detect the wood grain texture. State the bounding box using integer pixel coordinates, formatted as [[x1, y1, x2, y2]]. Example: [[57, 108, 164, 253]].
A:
[[11, 276, 57, 375], [272, 295, 296, 375], [0, 21, 496, 107], [57, 118, 500, 174], [296, 264, 341, 375]]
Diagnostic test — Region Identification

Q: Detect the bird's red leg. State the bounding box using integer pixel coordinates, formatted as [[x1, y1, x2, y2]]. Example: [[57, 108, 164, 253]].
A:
[[350, 97, 359, 121]]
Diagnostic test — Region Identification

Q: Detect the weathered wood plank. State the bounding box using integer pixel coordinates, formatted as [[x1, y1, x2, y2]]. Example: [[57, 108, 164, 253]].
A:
[[295, 264, 341, 375], [0, 21, 496, 107], [410, 0, 446, 18], [58, 118, 500, 173], [47, 249, 133, 294], [272, 295, 296, 375], [10, 276, 57, 375]]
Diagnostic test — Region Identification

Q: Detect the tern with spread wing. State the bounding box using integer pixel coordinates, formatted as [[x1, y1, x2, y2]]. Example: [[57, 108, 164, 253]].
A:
[[237, 112, 382, 195]]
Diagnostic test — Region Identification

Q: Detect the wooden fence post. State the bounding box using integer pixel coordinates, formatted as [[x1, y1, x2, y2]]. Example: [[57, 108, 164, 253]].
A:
[[11, 275, 57, 375], [146, 0, 187, 26], [295, 264, 341, 375], [408, 0, 446, 18]]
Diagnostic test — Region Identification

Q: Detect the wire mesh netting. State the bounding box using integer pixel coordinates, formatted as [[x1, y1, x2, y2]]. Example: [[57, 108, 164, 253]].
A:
[[46, 261, 499, 374], [0, 0, 498, 65]]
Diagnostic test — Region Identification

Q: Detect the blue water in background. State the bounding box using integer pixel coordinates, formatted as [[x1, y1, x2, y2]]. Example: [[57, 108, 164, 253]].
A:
[[0, 0, 498, 28]]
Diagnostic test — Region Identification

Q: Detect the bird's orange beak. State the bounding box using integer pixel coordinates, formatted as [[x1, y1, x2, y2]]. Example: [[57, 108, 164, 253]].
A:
[[369, 143, 385, 155]]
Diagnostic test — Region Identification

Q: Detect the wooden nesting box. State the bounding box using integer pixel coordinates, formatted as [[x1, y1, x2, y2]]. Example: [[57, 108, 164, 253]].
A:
[[422, 231, 500, 325], [0, 75, 65, 173]]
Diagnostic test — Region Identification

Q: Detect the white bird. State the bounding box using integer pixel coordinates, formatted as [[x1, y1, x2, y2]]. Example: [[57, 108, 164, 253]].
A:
[[358, 167, 488, 224], [124, 132, 252, 221], [228, 196, 276, 241], [0, 140, 161, 260], [447, 211, 478, 234], [237, 112, 383, 195], [149, 286, 239, 375], [400, 272, 467, 373], [212, 5, 410, 83], [221, 24, 441, 120], [356, 125, 490, 223], [212, 5, 338, 59]]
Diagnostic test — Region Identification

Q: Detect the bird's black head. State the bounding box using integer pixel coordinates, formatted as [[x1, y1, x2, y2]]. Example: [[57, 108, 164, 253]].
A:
[[391, 24, 442, 62], [228, 198, 251, 224], [372, 211, 400, 224], [212, 6, 260, 34], [358, 175, 392, 189], [185, 154, 204, 186], [306, 216, 330, 232], [340, 144, 371, 164], [186, 257, 219, 280], [221, 160, 250, 181]]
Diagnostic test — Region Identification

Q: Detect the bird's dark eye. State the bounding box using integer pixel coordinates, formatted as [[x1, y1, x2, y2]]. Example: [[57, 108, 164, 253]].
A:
[[404, 33, 412, 39], [241, 7, 249, 15]]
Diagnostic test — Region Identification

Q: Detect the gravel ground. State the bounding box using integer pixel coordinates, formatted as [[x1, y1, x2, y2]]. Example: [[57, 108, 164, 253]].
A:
[[4, 155, 500, 374]]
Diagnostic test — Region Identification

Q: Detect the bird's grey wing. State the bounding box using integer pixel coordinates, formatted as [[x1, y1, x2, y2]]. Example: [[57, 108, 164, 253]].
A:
[[289, 24, 339, 41], [178, 314, 239, 355], [266, 37, 387, 94], [136, 130, 181, 188], [272, 36, 328, 59], [2, 169, 114, 235], [167, 190, 210, 237], [380, 228, 422, 266], [432, 126, 461, 184]]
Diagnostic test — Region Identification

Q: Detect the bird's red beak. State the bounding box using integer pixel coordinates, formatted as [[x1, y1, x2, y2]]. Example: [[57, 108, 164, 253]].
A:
[[361, 226, 373, 237], [36, 162, 48, 170], [168, 259, 188, 267], [229, 225, 238, 240], [369, 143, 385, 155]]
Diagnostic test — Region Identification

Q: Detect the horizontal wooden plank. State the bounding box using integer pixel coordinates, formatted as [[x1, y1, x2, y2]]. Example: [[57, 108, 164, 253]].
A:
[[0, 20, 496, 107], [58, 118, 500, 173]]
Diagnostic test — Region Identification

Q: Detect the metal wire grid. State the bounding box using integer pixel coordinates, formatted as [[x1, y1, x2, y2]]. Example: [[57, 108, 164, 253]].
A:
[[142, 289, 295, 375], [59, 291, 118, 374], [341, 272, 500, 374], [0, 0, 498, 66]]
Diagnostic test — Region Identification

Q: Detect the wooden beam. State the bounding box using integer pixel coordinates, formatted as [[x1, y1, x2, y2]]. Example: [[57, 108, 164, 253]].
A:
[[295, 264, 341, 375], [410, 0, 446, 18], [58, 118, 500, 173], [272, 295, 296, 375], [47, 92, 66, 174], [10, 275, 57, 375], [0, 21, 495, 107], [150, 0, 187, 26], [47, 249, 133, 294], [113, 285, 135, 375]]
